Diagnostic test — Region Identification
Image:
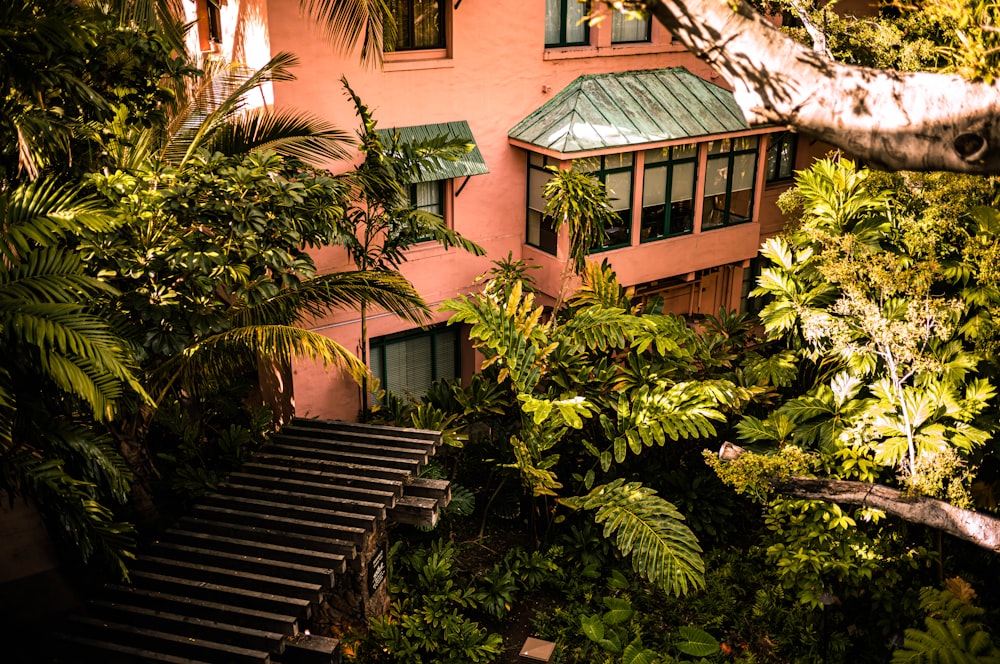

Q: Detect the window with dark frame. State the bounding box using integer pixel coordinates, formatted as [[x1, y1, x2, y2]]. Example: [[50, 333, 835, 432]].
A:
[[369, 325, 459, 403], [574, 153, 634, 251], [206, 0, 222, 44], [545, 0, 590, 47], [641, 144, 697, 242], [387, 0, 445, 51], [526, 154, 559, 255], [701, 136, 759, 231], [611, 11, 651, 43], [409, 180, 445, 242], [765, 132, 797, 183]]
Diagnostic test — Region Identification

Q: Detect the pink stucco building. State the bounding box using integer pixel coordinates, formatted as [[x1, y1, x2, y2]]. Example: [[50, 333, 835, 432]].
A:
[[188, 0, 811, 421]]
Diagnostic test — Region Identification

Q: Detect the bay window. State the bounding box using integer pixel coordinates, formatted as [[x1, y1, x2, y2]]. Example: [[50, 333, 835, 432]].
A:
[[575, 153, 633, 251], [702, 137, 758, 230], [641, 144, 697, 241], [527, 154, 558, 254]]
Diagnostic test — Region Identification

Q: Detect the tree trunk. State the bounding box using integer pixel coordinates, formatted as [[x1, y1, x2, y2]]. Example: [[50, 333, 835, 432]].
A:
[[775, 476, 1000, 552], [641, 0, 1000, 174]]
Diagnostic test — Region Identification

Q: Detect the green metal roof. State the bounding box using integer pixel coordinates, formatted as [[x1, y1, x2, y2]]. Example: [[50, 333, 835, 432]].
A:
[[509, 68, 751, 154], [375, 120, 489, 183]]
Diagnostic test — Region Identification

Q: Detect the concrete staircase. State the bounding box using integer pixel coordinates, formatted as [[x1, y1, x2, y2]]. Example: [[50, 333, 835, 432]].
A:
[[49, 418, 451, 664]]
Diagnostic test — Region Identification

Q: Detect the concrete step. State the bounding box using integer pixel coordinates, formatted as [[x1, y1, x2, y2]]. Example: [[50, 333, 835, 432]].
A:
[[281, 633, 344, 664], [160, 526, 349, 573], [404, 477, 452, 503], [87, 599, 285, 654], [149, 541, 336, 587], [225, 473, 395, 513], [61, 614, 270, 664], [189, 505, 368, 547], [201, 492, 379, 530], [250, 452, 413, 483], [175, 516, 358, 559], [264, 443, 422, 473], [51, 632, 215, 664], [274, 432, 431, 464], [290, 417, 441, 444], [240, 461, 406, 494], [101, 584, 299, 635], [389, 495, 443, 527], [132, 555, 324, 602], [129, 570, 312, 619]]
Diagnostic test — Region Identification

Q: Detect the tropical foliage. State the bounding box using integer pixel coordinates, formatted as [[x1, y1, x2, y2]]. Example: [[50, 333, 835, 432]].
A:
[[443, 261, 762, 595]]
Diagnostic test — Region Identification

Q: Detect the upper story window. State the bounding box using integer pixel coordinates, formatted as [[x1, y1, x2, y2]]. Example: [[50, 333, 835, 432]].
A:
[[545, 0, 590, 47], [641, 144, 697, 242], [574, 153, 634, 251], [527, 154, 559, 255], [765, 131, 797, 183], [702, 137, 759, 230], [387, 0, 445, 51], [206, 0, 222, 44], [611, 11, 651, 43]]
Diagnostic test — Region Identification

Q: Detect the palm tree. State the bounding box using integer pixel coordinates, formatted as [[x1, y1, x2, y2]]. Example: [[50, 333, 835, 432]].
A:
[[336, 79, 486, 415], [0, 177, 145, 577]]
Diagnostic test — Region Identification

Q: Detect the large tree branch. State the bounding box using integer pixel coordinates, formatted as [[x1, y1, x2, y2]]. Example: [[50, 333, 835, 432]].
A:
[[776, 476, 1000, 552], [642, 0, 1000, 174]]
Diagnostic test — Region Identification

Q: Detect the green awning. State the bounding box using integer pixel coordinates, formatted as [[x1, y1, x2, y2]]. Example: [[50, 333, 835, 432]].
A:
[[509, 68, 752, 154], [375, 120, 489, 183]]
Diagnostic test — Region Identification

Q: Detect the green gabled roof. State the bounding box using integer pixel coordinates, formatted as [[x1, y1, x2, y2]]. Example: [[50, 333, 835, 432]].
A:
[[509, 68, 751, 154], [375, 120, 489, 183]]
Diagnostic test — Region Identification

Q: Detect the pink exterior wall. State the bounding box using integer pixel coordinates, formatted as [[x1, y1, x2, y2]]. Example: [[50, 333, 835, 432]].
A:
[[210, 1, 801, 420]]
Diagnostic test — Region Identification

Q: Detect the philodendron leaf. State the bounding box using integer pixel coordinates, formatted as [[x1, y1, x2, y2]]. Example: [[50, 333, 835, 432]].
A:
[[602, 596, 634, 625], [581, 614, 604, 642], [675, 625, 719, 657]]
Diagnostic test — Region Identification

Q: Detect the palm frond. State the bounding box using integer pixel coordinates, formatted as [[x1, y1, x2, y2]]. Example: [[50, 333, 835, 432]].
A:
[[563, 479, 705, 596], [17, 457, 135, 579], [299, 0, 393, 67], [204, 106, 353, 164], [155, 324, 367, 399], [166, 52, 302, 165], [229, 270, 429, 327], [0, 179, 114, 261]]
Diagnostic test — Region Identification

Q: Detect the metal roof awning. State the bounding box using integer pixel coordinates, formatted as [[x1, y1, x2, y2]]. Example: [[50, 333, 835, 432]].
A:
[[509, 68, 756, 155], [376, 120, 489, 183]]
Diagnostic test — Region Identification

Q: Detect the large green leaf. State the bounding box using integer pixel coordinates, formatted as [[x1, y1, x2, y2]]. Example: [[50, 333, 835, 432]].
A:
[[566, 479, 705, 595]]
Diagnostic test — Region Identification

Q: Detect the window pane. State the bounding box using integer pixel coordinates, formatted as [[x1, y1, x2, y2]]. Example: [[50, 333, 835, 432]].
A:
[[389, 0, 443, 50], [672, 143, 697, 160], [412, 0, 442, 48], [605, 170, 631, 211], [704, 157, 729, 197], [642, 164, 668, 207], [645, 147, 670, 165], [669, 199, 694, 235], [612, 12, 649, 42], [641, 204, 666, 241], [731, 153, 756, 191], [670, 161, 696, 203], [728, 189, 753, 223], [574, 155, 601, 173], [565, 0, 588, 44], [545, 0, 562, 45], [435, 329, 457, 380], [414, 181, 443, 213], [528, 167, 548, 212]]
